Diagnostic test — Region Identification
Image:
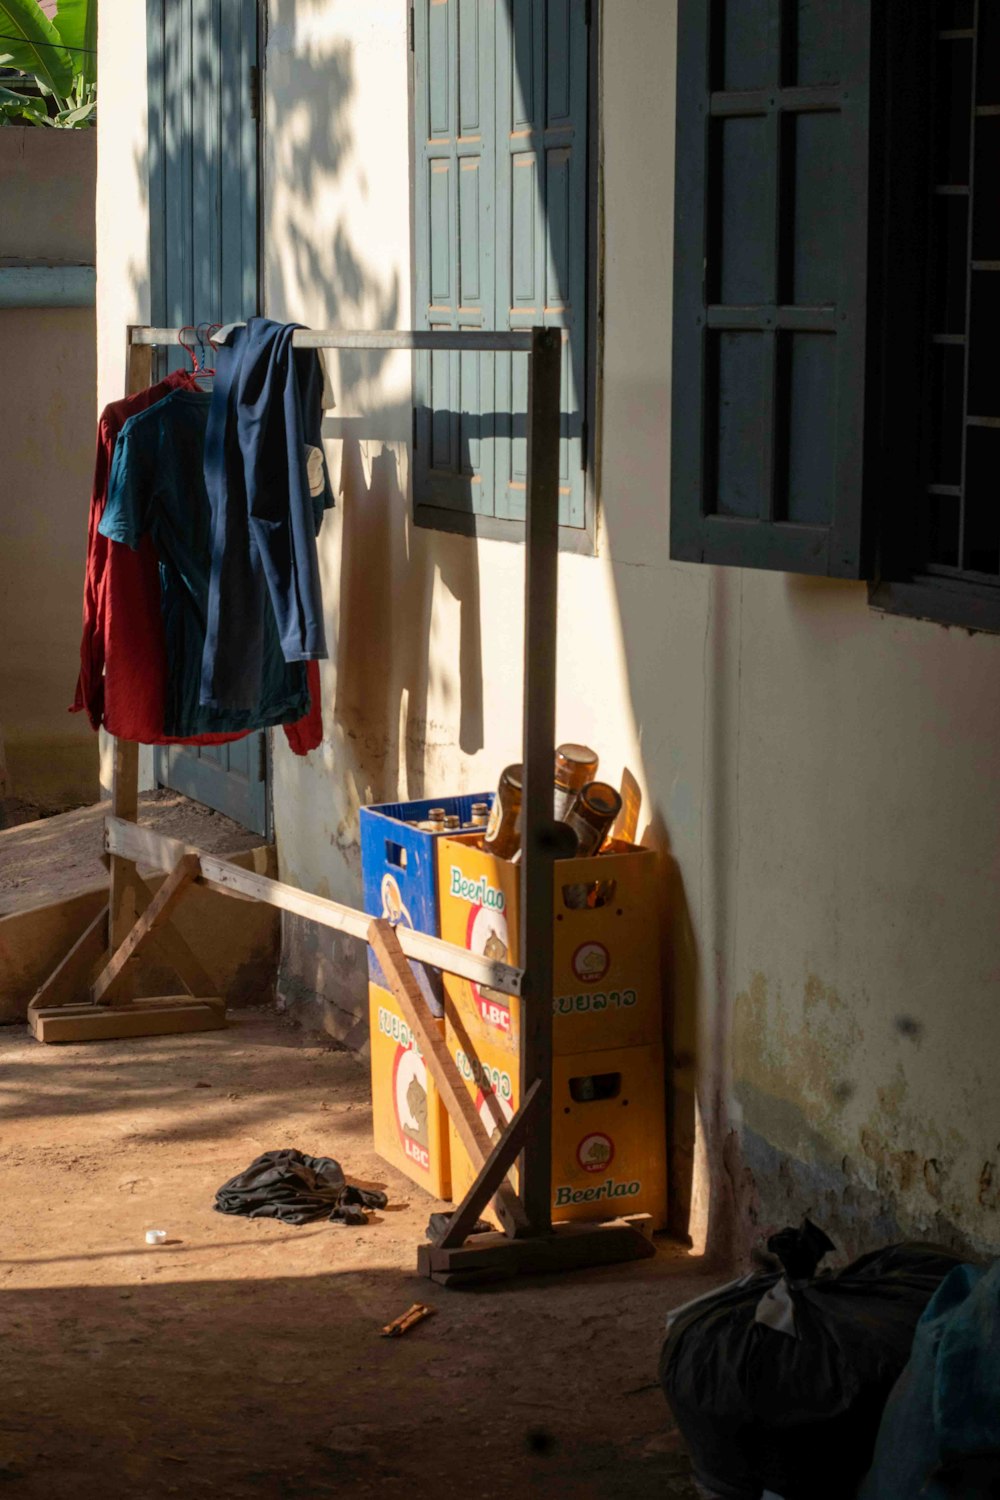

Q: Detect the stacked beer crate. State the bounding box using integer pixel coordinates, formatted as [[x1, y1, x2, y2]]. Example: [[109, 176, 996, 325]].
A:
[[360, 768, 668, 1229]]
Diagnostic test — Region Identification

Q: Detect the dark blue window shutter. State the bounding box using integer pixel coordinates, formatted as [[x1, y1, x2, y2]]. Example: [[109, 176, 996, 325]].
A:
[[148, 0, 258, 343], [146, 0, 268, 837], [413, 0, 589, 529], [671, 0, 873, 577], [413, 0, 497, 516]]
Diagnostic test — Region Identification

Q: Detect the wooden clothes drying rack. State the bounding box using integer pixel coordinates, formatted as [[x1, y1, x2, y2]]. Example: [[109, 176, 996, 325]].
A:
[[27, 324, 655, 1283]]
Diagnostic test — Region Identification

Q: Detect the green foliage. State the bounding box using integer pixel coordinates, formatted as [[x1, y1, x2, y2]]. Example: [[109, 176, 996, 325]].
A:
[[0, 0, 96, 127], [46, 0, 96, 87]]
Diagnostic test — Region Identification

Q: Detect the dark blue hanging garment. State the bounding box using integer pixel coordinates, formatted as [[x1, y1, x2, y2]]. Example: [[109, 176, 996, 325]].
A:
[[201, 317, 334, 712]]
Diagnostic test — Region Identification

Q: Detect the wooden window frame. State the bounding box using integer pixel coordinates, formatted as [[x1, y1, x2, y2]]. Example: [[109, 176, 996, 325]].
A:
[[671, 0, 1000, 633], [407, 0, 601, 557]]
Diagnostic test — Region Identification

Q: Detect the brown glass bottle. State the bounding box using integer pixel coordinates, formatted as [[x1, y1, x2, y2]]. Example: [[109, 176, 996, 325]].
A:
[[553, 743, 599, 821], [564, 781, 622, 856], [483, 764, 523, 860]]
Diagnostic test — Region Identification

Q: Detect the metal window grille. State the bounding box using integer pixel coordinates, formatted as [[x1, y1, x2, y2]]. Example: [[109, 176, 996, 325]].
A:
[[920, 0, 1000, 583]]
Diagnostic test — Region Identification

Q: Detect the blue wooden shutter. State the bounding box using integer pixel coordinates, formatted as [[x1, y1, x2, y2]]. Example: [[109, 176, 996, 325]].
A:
[[413, 0, 497, 516], [494, 0, 588, 526], [146, 0, 268, 837], [148, 0, 258, 346], [671, 0, 873, 577], [413, 0, 589, 529]]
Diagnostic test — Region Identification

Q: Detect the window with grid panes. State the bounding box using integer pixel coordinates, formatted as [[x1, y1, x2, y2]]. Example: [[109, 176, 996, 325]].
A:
[[410, 0, 595, 551], [672, 0, 1000, 633]]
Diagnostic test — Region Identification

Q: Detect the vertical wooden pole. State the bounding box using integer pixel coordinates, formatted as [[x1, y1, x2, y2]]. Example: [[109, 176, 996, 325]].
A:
[[105, 330, 153, 1000], [518, 326, 563, 1232]]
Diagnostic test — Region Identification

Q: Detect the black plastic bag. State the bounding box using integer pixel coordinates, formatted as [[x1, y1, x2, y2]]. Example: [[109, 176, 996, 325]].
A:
[[659, 1220, 964, 1500]]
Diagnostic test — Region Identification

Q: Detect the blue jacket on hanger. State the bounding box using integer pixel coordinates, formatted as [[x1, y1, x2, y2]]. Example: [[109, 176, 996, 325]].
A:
[[200, 317, 334, 712]]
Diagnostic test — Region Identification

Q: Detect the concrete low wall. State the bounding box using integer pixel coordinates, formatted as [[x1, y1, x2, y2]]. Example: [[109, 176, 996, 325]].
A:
[[0, 128, 98, 808], [0, 846, 280, 1024]]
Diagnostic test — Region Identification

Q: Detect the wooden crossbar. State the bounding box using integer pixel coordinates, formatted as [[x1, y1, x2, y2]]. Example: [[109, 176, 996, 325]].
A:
[[104, 816, 524, 998], [130, 327, 537, 353]]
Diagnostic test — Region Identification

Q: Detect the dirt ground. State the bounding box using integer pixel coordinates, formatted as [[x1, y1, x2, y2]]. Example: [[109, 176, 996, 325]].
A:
[[0, 791, 264, 916], [0, 1010, 724, 1498]]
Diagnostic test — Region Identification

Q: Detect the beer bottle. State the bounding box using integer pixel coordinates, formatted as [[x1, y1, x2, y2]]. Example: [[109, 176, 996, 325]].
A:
[[483, 764, 522, 860], [564, 781, 622, 856], [554, 743, 599, 821], [428, 807, 446, 825], [469, 801, 490, 827], [444, 814, 461, 830]]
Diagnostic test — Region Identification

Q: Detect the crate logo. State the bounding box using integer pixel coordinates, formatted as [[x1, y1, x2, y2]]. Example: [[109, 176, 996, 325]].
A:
[[455, 1048, 515, 1152], [553, 988, 637, 1016], [381, 1006, 429, 1173], [577, 1132, 615, 1173], [572, 941, 610, 983], [454, 1048, 513, 1104], [449, 867, 506, 912], [554, 1177, 641, 1208], [464, 899, 512, 1032], [381, 873, 413, 930]]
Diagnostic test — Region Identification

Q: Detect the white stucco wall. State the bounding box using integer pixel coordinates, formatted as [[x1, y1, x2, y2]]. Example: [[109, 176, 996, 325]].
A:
[[96, 0, 1000, 1257], [95, 0, 156, 797]]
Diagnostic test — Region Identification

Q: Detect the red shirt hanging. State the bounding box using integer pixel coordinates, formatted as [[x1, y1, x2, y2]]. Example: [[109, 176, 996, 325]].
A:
[[71, 371, 323, 754]]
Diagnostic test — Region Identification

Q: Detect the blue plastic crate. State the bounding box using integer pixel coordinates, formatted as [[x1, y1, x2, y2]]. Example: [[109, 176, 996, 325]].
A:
[[360, 793, 494, 1016]]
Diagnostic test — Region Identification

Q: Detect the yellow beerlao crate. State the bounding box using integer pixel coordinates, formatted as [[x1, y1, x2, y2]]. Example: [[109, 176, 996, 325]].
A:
[[436, 834, 663, 1056], [368, 983, 451, 1200], [444, 1017, 668, 1230]]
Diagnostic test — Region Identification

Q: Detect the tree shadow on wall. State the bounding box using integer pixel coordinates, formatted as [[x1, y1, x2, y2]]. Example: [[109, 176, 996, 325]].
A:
[[263, 5, 486, 811]]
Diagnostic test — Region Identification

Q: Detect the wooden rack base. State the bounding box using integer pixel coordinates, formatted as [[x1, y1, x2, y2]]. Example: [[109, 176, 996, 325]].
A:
[[27, 844, 226, 1043]]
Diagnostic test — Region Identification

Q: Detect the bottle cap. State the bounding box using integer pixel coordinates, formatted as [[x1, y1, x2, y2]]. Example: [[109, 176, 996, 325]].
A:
[[555, 744, 599, 792], [500, 764, 523, 793], [556, 743, 598, 768], [579, 781, 622, 817]]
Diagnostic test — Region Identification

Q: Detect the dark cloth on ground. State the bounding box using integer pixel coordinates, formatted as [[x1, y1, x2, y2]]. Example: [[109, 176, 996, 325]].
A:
[[214, 1149, 387, 1225]]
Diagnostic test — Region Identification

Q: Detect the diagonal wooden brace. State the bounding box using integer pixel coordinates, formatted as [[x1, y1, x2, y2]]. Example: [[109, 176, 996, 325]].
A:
[[436, 1078, 542, 1249], [28, 904, 109, 1015], [91, 853, 202, 1007], [116, 863, 219, 999], [368, 919, 530, 1240]]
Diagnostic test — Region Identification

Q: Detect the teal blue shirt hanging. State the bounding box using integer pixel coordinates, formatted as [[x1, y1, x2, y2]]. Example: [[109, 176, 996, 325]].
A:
[[99, 387, 309, 739]]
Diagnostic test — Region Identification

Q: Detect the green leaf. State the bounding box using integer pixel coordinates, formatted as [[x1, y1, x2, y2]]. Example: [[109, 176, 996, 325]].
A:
[[53, 91, 93, 125], [0, 81, 47, 119], [0, 0, 75, 97], [50, 0, 95, 87]]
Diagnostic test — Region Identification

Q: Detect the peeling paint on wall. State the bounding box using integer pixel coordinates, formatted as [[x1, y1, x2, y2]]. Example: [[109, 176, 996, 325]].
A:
[[733, 969, 999, 1257]]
